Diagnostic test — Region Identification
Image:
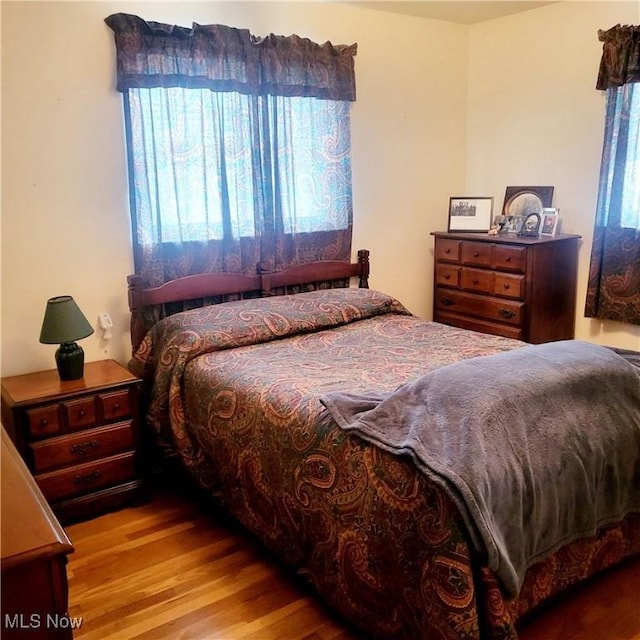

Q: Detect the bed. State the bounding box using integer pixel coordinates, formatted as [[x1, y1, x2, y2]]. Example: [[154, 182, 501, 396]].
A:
[[127, 251, 640, 640]]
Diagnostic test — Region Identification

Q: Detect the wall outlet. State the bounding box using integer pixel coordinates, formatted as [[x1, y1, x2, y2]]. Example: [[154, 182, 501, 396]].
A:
[[98, 313, 113, 330], [98, 313, 113, 339]]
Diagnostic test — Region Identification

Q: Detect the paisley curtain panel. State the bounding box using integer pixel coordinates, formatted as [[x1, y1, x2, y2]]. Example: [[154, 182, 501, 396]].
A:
[[105, 13, 357, 287], [585, 24, 640, 325]]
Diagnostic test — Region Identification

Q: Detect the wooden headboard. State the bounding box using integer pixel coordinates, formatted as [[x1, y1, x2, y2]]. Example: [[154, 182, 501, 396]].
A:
[[127, 249, 370, 353]]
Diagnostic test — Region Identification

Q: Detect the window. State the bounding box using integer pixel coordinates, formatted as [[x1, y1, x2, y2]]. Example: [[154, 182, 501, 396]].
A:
[[126, 89, 353, 246], [586, 24, 640, 325], [600, 83, 640, 230], [106, 13, 357, 286]]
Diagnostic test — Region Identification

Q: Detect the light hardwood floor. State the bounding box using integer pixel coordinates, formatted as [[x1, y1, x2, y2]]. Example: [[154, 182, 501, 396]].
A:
[[66, 483, 640, 640]]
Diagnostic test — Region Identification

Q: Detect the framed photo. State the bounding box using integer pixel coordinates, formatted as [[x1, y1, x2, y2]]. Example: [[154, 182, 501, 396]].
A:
[[504, 215, 525, 234], [502, 186, 554, 217], [448, 197, 494, 232], [540, 208, 560, 236], [517, 212, 541, 237]]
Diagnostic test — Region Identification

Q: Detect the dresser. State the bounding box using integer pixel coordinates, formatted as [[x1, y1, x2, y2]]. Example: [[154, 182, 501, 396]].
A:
[[431, 232, 581, 343], [1, 426, 75, 639], [1, 359, 145, 524]]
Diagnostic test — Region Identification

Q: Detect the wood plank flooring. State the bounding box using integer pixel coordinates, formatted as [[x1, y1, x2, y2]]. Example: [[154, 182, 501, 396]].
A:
[[66, 482, 640, 640]]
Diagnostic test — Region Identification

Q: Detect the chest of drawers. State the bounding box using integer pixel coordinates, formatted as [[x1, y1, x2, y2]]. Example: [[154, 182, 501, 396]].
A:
[[1, 360, 145, 524], [431, 232, 581, 343]]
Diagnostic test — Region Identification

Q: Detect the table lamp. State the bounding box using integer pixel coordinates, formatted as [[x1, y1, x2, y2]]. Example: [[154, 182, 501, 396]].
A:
[[39, 296, 95, 380]]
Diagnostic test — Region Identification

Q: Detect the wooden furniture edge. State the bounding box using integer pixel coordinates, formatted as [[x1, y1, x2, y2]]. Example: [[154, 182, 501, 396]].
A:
[[1, 427, 74, 570], [430, 231, 582, 243]]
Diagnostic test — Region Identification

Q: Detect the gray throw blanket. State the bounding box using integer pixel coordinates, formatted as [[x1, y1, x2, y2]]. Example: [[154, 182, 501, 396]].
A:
[[321, 340, 640, 597]]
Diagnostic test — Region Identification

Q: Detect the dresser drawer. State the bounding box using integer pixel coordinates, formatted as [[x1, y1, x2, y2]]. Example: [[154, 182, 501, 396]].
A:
[[436, 239, 460, 262], [494, 273, 525, 299], [435, 311, 524, 341], [435, 288, 524, 326], [493, 245, 526, 273], [461, 267, 493, 294], [35, 451, 136, 502], [28, 421, 134, 472], [436, 264, 461, 287], [461, 242, 491, 267], [27, 405, 61, 439]]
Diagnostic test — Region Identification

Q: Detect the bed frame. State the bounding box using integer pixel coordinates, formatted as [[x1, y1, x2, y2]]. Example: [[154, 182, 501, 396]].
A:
[[127, 249, 370, 353]]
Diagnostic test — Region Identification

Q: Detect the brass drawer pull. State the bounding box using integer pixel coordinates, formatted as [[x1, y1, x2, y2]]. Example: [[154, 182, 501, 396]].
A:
[[440, 297, 454, 307], [505, 256, 511, 262], [70, 440, 100, 456], [472, 278, 479, 284], [73, 470, 102, 484], [503, 283, 511, 290], [40, 418, 48, 426], [498, 308, 516, 319], [444, 248, 451, 254], [444, 274, 450, 280], [473, 251, 480, 257]]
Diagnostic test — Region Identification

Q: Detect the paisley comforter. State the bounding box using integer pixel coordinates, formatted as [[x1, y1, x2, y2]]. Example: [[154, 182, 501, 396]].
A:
[[130, 288, 640, 640]]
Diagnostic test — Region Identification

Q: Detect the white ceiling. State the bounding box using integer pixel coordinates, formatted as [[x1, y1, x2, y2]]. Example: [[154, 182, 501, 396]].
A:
[[344, 1, 560, 24]]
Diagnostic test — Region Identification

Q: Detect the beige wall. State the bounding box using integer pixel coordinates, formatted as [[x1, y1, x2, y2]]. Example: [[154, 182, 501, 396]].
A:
[[466, 0, 640, 350], [1, 1, 638, 378]]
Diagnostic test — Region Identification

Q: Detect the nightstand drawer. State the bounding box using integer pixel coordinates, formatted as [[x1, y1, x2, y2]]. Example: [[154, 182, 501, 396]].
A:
[[27, 405, 61, 438], [35, 451, 136, 502], [28, 421, 134, 472], [63, 396, 97, 430], [99, 390, 131, 421]]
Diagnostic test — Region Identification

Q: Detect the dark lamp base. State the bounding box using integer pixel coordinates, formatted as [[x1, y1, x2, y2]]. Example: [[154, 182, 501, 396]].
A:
[[55, 342, 85, 381]]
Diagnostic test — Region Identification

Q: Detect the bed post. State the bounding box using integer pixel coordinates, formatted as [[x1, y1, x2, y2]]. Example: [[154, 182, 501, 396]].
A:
[[357, 249, 370, 288], [127, 274, 146, 355]]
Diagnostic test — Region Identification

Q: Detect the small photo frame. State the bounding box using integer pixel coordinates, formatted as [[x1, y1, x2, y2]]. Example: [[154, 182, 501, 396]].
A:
[[517, 212, 541, 237], [504, 215, 525, 234], [448, 197, 494, 232], [540, 208, 560, 236]]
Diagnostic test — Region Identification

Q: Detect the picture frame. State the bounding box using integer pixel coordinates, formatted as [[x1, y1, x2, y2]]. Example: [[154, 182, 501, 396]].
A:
[[448, 197, 494, 232], [517, 212, 541, 237], [540, 208, 560, 236], [504, 215, 525, 234], [502, 186, 554, 217]]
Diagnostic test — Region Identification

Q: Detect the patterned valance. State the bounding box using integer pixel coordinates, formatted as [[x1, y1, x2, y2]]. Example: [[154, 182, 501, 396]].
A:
[[104, 13, 357, 101], [596, 24, 640, 89]]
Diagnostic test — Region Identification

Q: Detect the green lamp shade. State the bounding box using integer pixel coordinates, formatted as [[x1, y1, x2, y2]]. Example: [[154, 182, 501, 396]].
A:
[[39, 296, 94, 380]]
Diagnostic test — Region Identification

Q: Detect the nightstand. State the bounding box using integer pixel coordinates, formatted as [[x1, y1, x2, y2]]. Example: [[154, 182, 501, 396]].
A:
[[1, 359, 146, 524]]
